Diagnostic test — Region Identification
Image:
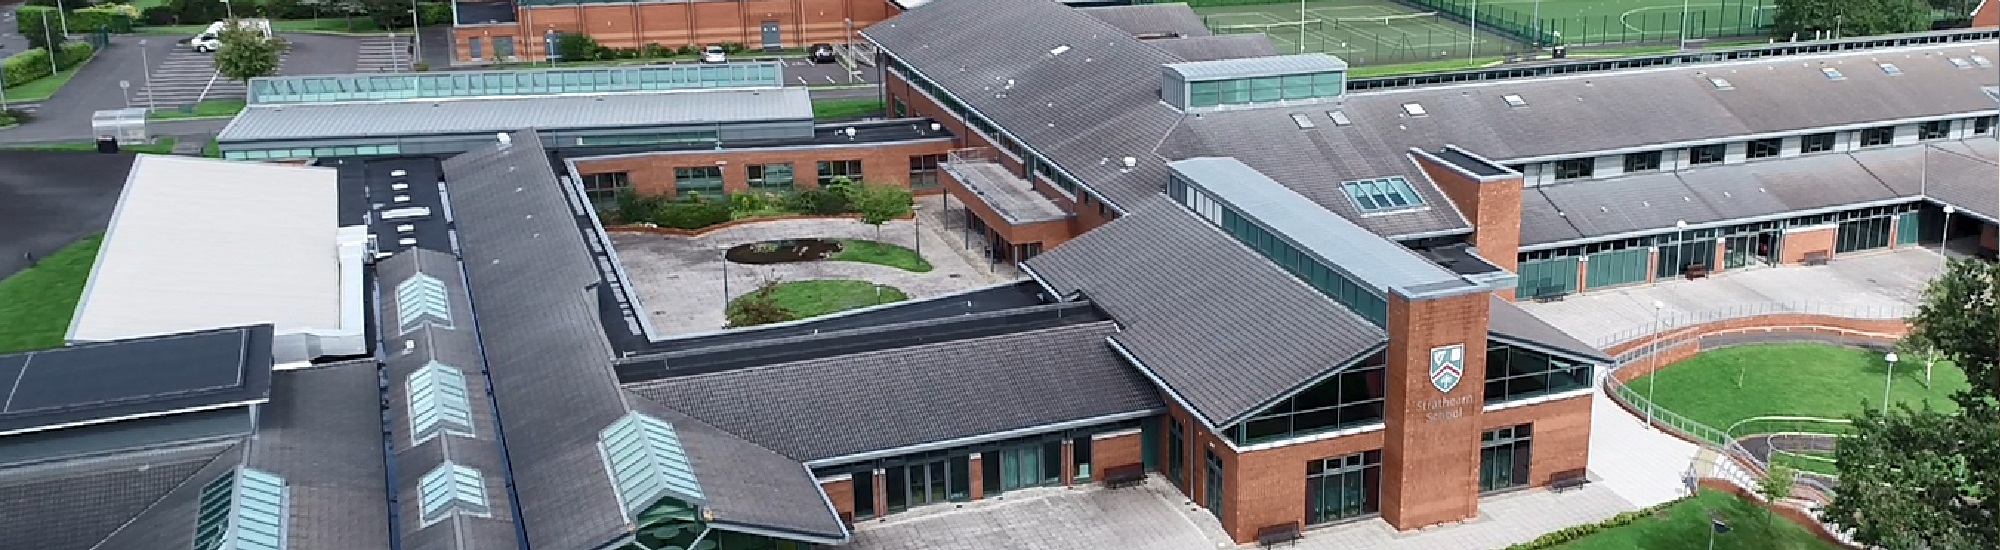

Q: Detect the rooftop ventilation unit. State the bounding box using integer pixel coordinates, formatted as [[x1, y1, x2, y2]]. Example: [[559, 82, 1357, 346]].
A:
[[391, 182, 410, 191], [397, 224, 416, 234], [1879, 63, 1902, 75], [394, 195, 412, 204], [382, 207, 432, 221], [399, 237, 418, 246], [1050, 45, 1071, 56], [1290, 113, 1316, 129], [1949, 57, 1972, 68], [497, 133, 512, 147], [390, 169, 408, 178], [1820, 67, 1844, 80], [1401, 103, 1427, 117], [1502, 94, 1527, 107], [1121, 157, 1137, 169]]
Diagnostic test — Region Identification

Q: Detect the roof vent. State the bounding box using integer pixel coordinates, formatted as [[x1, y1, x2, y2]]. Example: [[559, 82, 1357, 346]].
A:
[[1708, 77, 1734, 90], [1005, 79, 1015, 89], [1401, 103, 1427, 117], [1949, 57, 1972, 68], [497, 133, 512, 146], [1879, 63, 1902, 75], [1290, 113, 1316, 129], [843, 127, 857, 139], [1328, 111, 1352, 126], [1973, 55, 1993, 68], [1502, 94, 1526, 107], [1820, 67, 1845, 80], [1050, 44, 1071, 56], [1121, 156, 1137, 169]]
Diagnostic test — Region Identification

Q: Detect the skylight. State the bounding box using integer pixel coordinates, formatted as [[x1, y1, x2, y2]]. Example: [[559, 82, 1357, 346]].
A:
[[1878, 63, 1901, 75], [1973, 55, 1992, 68], [1502, 94, 1527, 107], [1949, 57, 1972, 68], [1328, 111, 1352, 126], [408, 361, 474, 444], [195, 467, 288, 550], [418, 463, 492, 526], [1341, 176, 1425, 212], [1820, 67, 1844, 80], [395, 273, 452, 334], [1400, 103, 1427, 117], [599, 413, 705, 517], [1708, 77, 1733, 90], [1290, 113, 1316, 129]]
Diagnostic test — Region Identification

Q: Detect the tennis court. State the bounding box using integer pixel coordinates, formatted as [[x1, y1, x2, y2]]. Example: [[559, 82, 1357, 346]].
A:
[[1194, 0, 1527, 66], [1408, 0, 1778, 46]]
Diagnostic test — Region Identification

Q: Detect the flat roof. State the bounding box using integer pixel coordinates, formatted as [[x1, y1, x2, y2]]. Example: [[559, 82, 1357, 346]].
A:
[[1165, 53, 1349, 81], [67, 156, 342, 343], [218, 87, 813, 143], [0, 325, 274, 437], [1168, 157, 1482, 298]]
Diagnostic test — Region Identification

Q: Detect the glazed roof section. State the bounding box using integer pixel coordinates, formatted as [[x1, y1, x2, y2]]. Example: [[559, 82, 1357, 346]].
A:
[[247, 63, 785, 104]]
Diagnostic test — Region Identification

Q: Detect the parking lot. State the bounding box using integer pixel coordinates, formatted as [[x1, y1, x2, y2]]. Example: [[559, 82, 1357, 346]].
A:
[[128, 33, 363, 109], [781, 56, 871, 87]]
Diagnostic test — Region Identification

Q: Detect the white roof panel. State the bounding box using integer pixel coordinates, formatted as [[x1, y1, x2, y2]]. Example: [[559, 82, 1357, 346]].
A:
[[68, 155, 342, 342]]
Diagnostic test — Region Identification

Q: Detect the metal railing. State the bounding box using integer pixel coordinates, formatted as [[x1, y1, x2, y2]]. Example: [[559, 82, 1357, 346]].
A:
[[1593, 301, 1914, 349]]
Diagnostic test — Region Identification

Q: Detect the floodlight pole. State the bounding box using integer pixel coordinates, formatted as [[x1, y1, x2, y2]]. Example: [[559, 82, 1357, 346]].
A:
[[1532, 0, 1543, 48], [1299, 0, 1308, 53], [1677, 0, 1690, 50], [1648, 299, 1664, 429], [1468, 0, 1478, 64], [140, 39, 156, 113], [42, 10, 57, 76]]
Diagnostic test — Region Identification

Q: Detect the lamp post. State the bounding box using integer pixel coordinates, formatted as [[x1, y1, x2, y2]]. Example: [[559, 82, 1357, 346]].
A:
[[410, 0, 424, 67], [912, 204, 923, 258], [1468, 0, 1479, 65], [1882, 352, 1898, 416], [222, 0, 234, 20], [138, 39, 156, 113], [1648, 299, 1665, 429], [1675, 219, 1689, 276], [719, 245, 731, 312], [1676, 0, 1690, 50], [1940, 205, 1956, 265]]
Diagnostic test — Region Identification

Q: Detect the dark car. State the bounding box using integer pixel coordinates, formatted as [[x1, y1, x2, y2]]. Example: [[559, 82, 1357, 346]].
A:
[[809, 43, 838, 64]]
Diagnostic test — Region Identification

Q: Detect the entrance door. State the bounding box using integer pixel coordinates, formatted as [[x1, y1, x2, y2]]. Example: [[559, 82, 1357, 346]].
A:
[[760, 21, 782, 51], [999, 447, 1041, 491], [1723, 235, 1755, 269]]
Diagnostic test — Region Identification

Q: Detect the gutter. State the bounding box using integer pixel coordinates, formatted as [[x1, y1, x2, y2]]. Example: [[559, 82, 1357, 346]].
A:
[[803, 408, 1162, 468]]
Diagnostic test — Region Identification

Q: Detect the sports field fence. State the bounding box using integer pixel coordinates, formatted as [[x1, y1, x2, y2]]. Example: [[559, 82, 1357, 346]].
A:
[[1205, 11, 1529, 66], [1397, 0, 1776, 47]]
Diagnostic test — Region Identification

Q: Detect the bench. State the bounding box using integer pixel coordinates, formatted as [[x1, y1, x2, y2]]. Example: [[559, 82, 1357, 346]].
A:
[[1529, 286, 1567, 303], [1683, 263, 1708, 280], [1256, 522, 1302, 548], [1549, 469, 1590, 493], [1802, 251, 1830, 266], [1101, 464, 1146, 489]]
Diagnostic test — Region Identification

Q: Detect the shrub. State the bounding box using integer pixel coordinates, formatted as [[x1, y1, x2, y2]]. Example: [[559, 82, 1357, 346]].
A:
[[641, 42, 671, 58], [1501, 495, 1694, 550], [71, 5, 139, 33], [0, 109, 25, 127], [140, 5, 176, 25], [677, 44, 698, 56], [554, 33, 598, 61], [787, 188, 851, 215], [729, 192, 767, 213], [417, 2, 452, 25], [165, 0, 228, 26], [411, 60, 429, 72], [720, 42, 747, 54], [653, 199, 732, 230], [613, 188, 668, 223], [0, 43, 86, 88]]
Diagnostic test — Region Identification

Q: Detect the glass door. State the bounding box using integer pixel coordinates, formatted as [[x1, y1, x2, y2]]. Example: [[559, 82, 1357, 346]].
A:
[[999, 447, 1042, 491]]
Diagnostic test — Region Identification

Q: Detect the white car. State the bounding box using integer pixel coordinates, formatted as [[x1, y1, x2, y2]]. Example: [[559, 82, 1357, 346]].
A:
[[190, 18, 272, 53], [701, 45, 727, 64]]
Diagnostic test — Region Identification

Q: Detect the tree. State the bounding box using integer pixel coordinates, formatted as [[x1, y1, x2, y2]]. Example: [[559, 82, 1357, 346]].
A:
[[1772, 0, 1932, 39], [849, 183, 913, 241], [358, 0, 415, 30], [215, 20, 285, 82], [724, 281, 796, 328], [1757, 464, 1797, 526], [1825, 259, 1999, 550]]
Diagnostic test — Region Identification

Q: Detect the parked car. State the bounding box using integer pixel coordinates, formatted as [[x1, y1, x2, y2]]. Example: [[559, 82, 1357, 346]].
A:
[[808, 43, 838, 64], [701, 45, 727, 64], [190, 18, 272, 53]]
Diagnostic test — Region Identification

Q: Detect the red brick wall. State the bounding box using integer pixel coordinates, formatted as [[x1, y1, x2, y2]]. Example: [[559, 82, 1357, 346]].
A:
[[1093, 431, 1143, 474], [1228, 429, 1387, 542], [1981, 224, 1997, 250], [1977, 0, 1998, 27], [570, 140, 951, 199], [1481, 395, 1591, 487], [1381, 290, 1492, 530], [1414, 154, 1523, 301], [940, 169, 1075, 247], [820, 476, 855, 523], [454, 0, 893, 62], [968, 454, 984, 500], [1780, 227, 1837, 264]]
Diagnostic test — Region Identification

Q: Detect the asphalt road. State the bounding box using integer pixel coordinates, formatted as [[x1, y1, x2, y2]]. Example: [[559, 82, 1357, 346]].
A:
[[0, 1, 29, 58], [0, 150, 134, 279]]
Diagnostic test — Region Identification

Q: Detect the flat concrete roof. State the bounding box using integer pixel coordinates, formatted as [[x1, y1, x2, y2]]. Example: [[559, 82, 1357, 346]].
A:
[[68, 155, 342, 342]]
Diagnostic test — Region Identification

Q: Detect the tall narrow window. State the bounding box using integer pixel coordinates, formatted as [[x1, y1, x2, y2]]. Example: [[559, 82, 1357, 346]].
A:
[[1203, 450, 1225, 518], [853, 471, 875, 520], [1072, 437, 1094, 482], [1168, 419, 1186, 489]]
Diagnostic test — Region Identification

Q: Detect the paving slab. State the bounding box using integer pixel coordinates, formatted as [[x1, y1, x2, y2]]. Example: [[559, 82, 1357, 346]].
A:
[[848, 479, 1218, 550]]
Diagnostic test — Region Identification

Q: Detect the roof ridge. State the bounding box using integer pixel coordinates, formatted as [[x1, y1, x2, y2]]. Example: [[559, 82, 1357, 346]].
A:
[[643, 319, 1120, 384], [83, 441, 243, 550]]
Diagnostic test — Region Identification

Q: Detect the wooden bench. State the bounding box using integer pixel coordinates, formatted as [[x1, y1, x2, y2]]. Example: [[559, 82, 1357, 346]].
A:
[[1257, 522, 1303, 548], [1101, 464, 1146, 489], [1529, 285, 1567, 303], [1549, 469, 1590, 493], [1802, 251, 1830, 266], [1683, 263, 1708, 280]]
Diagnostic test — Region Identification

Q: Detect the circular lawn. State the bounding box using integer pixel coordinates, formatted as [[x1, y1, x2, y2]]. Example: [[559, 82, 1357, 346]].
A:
[[727, 279, 908, 327], [1628, 342, 1969, 431]]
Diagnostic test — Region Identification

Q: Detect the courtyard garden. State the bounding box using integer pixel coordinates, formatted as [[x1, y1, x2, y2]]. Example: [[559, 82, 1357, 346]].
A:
[[725, 279, 908, 328], [608, 178, 913, 232], [1629, 342, 1970, 430], [1529, 489, 1841, 550]]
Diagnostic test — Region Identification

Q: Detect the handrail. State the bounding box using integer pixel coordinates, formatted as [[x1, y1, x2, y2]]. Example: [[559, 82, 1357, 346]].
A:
[[1593, 301, 1913, 349]]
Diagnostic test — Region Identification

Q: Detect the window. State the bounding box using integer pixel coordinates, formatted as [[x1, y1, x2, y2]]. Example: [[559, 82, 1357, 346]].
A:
[[852, 471, 875, 520], [1858, 127, 1895, 148], [1688, 144, 1725, 165], [1747, 138, 1782, 159], [196, 468, 288, 550], [418, 463, 492, 526], [395, 274, 452, 334], [909, 154, 945, 190], [1553, 158, 1594, 180], [1622, 151, 1661, 173], [886, 457, 969, 512], [1203, 449, 1224, 519], [673, 166, 725, 197], [1919, 120, 1952, 141], [1976, 116, 1996, 136], [468, 37, 483, 60], [892, 97, 908, 118], [1233, 360, 1387, 445], [1307, 451, 1381, 525], [747, 163, 794, 192], [1168, 418, 1186, 488], [1340, 176, 1424, 212], [1800, 132, 1837, 153], [493, 37, 515, 60], [580, 172, 630, 203], [1072, 437, 1093, 482], [1484, 343, 1593, 404], [1479, 425, 1532, 493], [817, 159, 862, 185]]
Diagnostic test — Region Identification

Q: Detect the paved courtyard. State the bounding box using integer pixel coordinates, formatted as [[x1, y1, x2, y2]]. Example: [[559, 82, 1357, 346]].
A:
[[610, 211, 1017, 335], [1520, 248, 1943, 348]]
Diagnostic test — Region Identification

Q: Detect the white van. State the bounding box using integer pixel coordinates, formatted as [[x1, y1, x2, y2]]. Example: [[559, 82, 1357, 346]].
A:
[[191, 19, 274, 53]]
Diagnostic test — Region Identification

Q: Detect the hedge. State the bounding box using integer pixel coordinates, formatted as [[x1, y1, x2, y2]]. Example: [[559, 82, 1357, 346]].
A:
[[16, 5, 136, 35], [2, 41, 96, 88], [1501, 495, 1695, 550]]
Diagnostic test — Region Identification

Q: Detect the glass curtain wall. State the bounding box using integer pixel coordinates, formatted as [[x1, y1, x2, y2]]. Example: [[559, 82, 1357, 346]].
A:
[[1483, 343, 1593, 404], [1479, 424, 1533, 493], [1230, 357, 1387, 445], [1306, 451, 1382, 525]]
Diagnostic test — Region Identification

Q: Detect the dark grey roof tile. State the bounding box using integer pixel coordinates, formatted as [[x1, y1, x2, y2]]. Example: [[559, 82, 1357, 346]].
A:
[[0, 442, 233, 550], [248, 361, 394, 550], [93, 443, 247, 550], [1147, 34, 1278, 62], [624, 393, 848, 544], [1079, 4, 1212, 38], [1487, 297, 1610, 363]]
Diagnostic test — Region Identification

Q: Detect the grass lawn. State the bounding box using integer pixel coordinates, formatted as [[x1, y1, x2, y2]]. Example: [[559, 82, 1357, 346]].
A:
[[1348, 57, 1504, 77], [734, 280, 907, 321], [0, 235, 102, 354], [1770, 450, 1840, 476], [203, 138, 222, 158], [832, 240, 932, 272], [4, 62, 89, 103], [1631, 343, 1970, 430], [150, 99, 247, 120], [1558, 489, 1841, 550], [813, 98, 884, 120], [2, 137, 179, 154], [137, 18, 385, 36]]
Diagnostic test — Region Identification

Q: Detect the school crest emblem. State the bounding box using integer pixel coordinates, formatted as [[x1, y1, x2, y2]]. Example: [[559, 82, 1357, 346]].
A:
[[1430, 344, 1465, 393]]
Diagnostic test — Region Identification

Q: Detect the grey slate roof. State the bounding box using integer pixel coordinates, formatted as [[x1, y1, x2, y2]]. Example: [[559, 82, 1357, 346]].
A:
[[443, 132, 634, 550], [93, 443, 247, 550], [1855, 138, 1999, 221], [1169, 157, 1478, 296], [1487, 297, 1611, 364], [1166, 53, 1348, 81], [1147, 34, 1279, 63], [1519, 147, 1928, 247], [375, 248, 522, 550], [245, 361, 394, 550], [623, 394, 849, 544], [627, 321, 1161, 463], [219, 87, 812, 142], [0, 324, 275, 437], [1024, 198, 1386, 427], [0, 441, 234, 550], [1079, 3, 1212, 38]]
